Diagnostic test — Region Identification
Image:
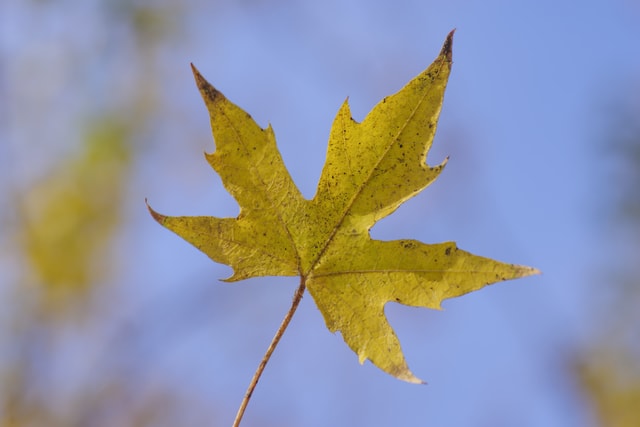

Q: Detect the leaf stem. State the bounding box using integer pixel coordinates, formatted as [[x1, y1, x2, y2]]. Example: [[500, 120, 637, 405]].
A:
[[232, 276, 307, 427]]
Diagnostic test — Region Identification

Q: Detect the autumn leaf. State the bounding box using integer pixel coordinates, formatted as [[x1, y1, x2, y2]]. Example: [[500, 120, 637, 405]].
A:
[[148, 31, 538, 384]]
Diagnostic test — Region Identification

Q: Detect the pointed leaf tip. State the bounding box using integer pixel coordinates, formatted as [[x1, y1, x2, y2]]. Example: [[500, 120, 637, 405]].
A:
[[399, 372, 426, 385], [441, 29, 455, 62], [190, 63, 221, 102], [145, 199, 166, 225], [190, 62, 202, 83], [523, 266, 542, 276]]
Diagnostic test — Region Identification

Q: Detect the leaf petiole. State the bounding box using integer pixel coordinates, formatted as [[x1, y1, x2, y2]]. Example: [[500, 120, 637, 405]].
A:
[[232, 276, 306, 427]]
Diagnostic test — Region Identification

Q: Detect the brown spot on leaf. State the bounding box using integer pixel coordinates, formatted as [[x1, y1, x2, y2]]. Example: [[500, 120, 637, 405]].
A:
[[440, 29, 455, 63]]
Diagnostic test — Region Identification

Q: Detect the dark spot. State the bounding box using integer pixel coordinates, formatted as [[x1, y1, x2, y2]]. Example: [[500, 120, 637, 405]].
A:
[[445, 247, 451, 256], [401, 241, 416, 249]]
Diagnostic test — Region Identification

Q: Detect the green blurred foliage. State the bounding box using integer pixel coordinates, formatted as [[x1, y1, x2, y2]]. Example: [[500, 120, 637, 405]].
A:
[[0, 1, 207, 426], [17, 118, 130, 307], [577, 348, 640, 427]]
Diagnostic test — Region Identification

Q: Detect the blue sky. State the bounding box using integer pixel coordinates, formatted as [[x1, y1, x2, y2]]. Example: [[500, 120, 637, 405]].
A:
[[4, 0, 640, 426]]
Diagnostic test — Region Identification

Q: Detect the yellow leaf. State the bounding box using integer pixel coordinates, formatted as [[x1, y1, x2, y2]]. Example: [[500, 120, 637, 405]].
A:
[[148, 31, 539, 383]]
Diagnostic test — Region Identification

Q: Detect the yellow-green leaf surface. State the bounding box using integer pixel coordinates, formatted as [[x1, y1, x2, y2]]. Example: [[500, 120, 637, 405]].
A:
[[148, 31, 539, 383]]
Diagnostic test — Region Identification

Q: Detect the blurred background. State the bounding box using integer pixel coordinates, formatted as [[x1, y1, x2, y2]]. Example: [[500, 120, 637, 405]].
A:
[[1, 0, 639, 426]]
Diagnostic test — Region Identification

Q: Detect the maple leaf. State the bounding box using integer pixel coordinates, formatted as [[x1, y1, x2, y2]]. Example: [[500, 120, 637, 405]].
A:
[[148, 31, 538, 384]]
